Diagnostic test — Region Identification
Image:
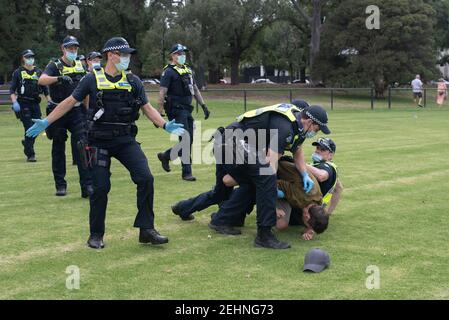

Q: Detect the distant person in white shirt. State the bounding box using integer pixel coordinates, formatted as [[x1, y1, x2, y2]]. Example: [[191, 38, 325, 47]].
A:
[[411, 75, 424, 108]]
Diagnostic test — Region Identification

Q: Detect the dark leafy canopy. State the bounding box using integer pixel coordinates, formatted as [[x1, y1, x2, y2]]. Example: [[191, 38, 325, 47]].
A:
[[248, 21, 306, 81], [315, 0, 438, 94], [0, 0, 448, 87], [0, 0, 58, 81], [426, 0, 449, 50]]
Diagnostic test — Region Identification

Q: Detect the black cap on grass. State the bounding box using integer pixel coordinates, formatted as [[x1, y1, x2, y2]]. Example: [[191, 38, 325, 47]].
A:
[[303, 248, 330, 273]]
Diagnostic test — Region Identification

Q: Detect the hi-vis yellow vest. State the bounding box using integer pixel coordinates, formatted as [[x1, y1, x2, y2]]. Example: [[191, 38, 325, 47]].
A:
[[236, 103, 302, 151], [20, 70, 39, 81], [164, 64, 193, 76], [60, 60, 85, 76], [93, 68, 133, 92], [236, 103, 300, 123], [313, 161, 338, 207]]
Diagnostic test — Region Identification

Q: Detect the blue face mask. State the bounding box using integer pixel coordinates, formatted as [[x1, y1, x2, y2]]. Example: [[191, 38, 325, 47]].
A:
[[177, 55, 186, 65], [115, 56, 130, 71], [312, 152, 323, 163], [24, 58, 34, 66], [92, 62, 101, 70], [65, 50, 78, 62], [305, 131, 317, 139]]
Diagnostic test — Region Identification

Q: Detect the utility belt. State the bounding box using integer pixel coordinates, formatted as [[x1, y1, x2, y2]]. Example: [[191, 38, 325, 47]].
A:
[[164, 96, 193, 114], [87, 122, 138, 140], [17, 95, 41, 104]]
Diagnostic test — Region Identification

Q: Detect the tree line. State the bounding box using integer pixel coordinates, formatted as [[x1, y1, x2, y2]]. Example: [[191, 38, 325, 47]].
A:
[[1, 0, 448, 93]]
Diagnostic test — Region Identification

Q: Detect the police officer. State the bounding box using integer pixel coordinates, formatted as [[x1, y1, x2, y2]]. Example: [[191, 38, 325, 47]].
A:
[[86, 51, 102, 72], [26, 37, 185, 249], [9, 49, 50, 162], [157, 44, 210, 181], [77, 54, 88, 71], [279, 137, 342, 240], [38, 36, 93, 197], [307, 137, 342, 215], [208, 102, 331, 249], [171, 99, 312, 221]]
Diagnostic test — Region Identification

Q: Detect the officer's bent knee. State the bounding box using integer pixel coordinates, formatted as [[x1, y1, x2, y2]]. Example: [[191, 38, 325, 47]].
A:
[[223, 174, 238, 187]]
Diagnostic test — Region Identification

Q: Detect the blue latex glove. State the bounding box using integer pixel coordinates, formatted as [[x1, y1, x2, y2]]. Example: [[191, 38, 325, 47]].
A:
[[302, 171, 314, 194], [12, 101, 21, 112], [164, 120, 185, 136], [26, 118, 49, 138], [277, 189, 285, 199]]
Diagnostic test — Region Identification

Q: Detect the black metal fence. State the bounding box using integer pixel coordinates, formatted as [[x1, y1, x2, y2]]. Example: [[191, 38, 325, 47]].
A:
[[1, 87, 445, 110], [145, 87, 447, 112]]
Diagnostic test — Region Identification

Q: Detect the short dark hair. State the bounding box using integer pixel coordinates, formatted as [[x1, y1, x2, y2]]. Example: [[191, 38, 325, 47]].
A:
[[301, 109, 310, 119], [308, 205, 329, 234]]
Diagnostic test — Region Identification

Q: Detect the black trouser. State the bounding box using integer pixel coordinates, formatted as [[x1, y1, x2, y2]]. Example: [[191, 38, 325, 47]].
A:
[[18, 100, 41, 158], [211, 158, 277, 229], [175, 163, 234, 218], [71, 108, 87, 165], [47, 107, 92, 190], [89, 138, 155, 236], [211, 184, 256, 226], [163, 105, 194, 176]]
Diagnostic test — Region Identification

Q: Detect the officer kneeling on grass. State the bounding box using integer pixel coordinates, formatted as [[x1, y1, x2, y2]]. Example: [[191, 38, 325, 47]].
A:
[[208, 101, 331, 249], [10, 49, 50, 162], [26, 37, 185, 249]]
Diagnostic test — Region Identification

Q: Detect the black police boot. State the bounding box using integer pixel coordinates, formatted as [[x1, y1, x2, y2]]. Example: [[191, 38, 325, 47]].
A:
[[55, 186, 67, 197], [254, 228, 291, 249], [182, 174, 197, 182], [87, 234, 105, 249], [234, 218, 245, 228], [139, 228, 169, 245], [27, 155, 37, 162], [172, 202, 194, 221], [210, 212, 244, 227], [157, 152, 171, 172], [81, 185, 94, 199], [208, 222, 241, 235]]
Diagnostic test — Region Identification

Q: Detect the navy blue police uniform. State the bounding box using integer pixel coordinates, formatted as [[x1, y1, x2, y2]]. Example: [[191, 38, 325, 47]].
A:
[[10, 50, 48, 160], [71, 37, 168, 247], [159, 44, 196, 178], [172, 122, 242, 220], [173, 100, 313, 225], [210, 102, 331, 235], [210, 107, 306, 235], [43, 36, 92, 196]]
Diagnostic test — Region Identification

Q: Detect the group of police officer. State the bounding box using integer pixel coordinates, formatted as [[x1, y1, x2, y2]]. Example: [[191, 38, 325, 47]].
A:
[[14, 36, 194, 249], [171, 99, 337, 249], [13, 35, 338, 250]]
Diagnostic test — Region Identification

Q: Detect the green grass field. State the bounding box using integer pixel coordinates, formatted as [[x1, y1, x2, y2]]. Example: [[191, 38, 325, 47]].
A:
[[1, 95, 449, 300]]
